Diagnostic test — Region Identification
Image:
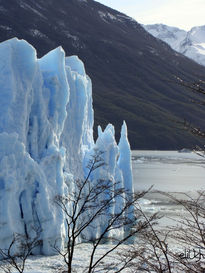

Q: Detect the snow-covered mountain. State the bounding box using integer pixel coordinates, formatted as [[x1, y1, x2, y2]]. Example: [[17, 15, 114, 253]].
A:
[[144, 24, 205, 66], [0, 38, 133, 255]]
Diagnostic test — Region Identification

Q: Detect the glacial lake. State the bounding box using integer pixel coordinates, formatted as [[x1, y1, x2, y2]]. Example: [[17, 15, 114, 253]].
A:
[[132, 150, 205, 227]]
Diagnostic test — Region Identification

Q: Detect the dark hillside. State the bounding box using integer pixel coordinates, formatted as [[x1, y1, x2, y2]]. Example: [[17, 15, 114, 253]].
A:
[[1, 0, 205, 149]]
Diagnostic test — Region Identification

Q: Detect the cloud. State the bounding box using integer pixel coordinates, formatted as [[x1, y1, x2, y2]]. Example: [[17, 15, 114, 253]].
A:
[[96, 0, 204, 30], [133, 0, 205, 30]]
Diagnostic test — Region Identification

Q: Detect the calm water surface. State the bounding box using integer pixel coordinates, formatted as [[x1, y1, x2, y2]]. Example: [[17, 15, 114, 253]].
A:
[[132, 150, 205, 227], [132, 150, 205, 192]]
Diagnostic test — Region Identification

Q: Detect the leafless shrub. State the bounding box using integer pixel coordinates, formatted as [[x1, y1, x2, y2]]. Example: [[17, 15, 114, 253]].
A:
[[0, 233, 41, 273], [53, 150, 155, 273], [160, 191, 205, 273], [120, 191, 205, 272]]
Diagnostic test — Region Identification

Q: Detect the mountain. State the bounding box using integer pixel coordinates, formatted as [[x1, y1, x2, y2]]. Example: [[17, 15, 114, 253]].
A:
[[143, 24, 187, 52], [1, 0, 205, 149], [144, 24, 205, 67]]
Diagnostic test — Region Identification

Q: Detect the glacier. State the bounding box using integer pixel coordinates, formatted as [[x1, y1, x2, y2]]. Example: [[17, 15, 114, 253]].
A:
[[0, 38, 133, 255]]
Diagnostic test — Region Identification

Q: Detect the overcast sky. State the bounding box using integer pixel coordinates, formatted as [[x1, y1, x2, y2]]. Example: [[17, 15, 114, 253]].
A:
[[95, 0, 205, 30]]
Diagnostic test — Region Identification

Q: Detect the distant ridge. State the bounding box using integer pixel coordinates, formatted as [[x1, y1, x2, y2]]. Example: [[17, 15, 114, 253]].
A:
[[144, 24, 205, 67]]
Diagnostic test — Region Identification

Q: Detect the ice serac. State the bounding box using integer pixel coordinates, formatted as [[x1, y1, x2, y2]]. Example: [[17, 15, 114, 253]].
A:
[[118, 121, 134, 224], [0, 38, 133, 255], [118, 121, 133, 193], [84, 122, 134, 238], [60, 55, 94, 176]]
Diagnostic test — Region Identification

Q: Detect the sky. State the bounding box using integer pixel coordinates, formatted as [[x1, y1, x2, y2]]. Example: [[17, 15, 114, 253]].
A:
[[95, 0, 205, 30]]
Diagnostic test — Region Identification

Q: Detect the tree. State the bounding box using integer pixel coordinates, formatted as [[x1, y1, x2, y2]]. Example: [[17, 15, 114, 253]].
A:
[[173, 77, 205, 142], [53, 150, 156, 273], [0, 232, 41, 273], [114, 78, 205, 272], [116, 204, 173, 273], [118, 191, 205, 273], [161, 191, 205, 273]]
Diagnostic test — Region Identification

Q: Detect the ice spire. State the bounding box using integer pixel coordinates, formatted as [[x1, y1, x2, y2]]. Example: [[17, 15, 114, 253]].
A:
[[118, 121, 133, 193]]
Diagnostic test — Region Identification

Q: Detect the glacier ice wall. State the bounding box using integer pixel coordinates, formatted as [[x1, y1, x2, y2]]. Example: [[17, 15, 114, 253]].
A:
[[0, 38, 133, 255]]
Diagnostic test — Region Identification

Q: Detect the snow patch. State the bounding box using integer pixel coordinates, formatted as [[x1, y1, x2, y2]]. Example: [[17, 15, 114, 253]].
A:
[[18, 1, 46, 19], [0, 25, 12, 30], [98, 11, 121, 23], [29, 29, 47, 38]]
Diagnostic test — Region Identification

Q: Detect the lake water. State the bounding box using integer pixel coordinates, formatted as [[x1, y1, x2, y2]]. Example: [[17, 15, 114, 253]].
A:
[[132, 150, 205, 227]]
